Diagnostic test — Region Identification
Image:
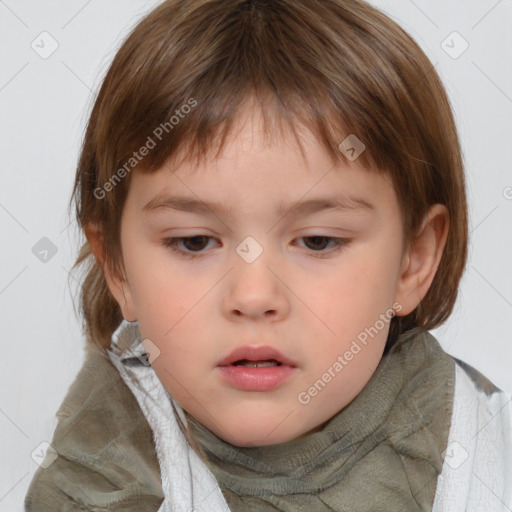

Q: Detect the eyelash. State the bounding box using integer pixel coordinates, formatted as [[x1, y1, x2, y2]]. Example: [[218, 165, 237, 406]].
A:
[[161, 235, 349, 260]]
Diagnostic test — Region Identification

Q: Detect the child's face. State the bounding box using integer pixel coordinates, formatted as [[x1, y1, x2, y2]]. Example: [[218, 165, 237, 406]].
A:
[[113, 106, 410, 447]]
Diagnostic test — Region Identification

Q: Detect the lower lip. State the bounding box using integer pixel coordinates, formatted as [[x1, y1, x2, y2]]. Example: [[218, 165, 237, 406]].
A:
[[217, 364, 295, 391]]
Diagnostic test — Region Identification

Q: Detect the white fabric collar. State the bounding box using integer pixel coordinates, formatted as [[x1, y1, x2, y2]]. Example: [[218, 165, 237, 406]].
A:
[[432, 361, 512, 511], [106, 319, 231, 512]]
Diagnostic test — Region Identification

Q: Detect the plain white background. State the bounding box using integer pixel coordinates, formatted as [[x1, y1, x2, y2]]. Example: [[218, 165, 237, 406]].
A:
[[0, 0, 511, 509]]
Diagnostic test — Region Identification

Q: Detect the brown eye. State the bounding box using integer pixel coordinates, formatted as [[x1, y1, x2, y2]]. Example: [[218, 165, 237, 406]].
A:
[[161, 235, 217, 259], [180, 236, 210, 251], [302, 236, 331, 251], [295, 236, 349, 258]]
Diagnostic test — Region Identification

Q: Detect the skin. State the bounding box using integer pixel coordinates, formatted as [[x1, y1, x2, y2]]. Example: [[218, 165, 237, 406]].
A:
[[87, 103, 449, 447]]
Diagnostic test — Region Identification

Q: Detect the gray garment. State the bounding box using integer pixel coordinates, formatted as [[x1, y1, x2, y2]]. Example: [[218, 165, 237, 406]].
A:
[[24, 327, 459, 511]]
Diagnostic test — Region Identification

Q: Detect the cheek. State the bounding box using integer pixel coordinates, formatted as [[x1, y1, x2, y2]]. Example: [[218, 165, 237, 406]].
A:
[[305, 255, 396, 333], [127, 250, 207, 327], [143, 317, 209, 401]]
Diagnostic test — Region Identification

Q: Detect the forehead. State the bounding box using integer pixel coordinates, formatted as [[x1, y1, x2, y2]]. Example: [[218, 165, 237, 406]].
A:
[[125, 103, 398, 220]]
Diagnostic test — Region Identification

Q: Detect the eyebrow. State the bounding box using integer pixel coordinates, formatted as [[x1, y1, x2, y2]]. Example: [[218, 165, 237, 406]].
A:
[[142, 193, 375, 218]]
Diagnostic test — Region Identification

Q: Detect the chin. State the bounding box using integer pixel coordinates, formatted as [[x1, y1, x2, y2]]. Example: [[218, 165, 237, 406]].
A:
[[213, 418, 312, 447]]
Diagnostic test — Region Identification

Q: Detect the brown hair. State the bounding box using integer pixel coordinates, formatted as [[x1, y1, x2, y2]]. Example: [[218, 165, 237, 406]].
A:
[[68, 0, 468, 356]]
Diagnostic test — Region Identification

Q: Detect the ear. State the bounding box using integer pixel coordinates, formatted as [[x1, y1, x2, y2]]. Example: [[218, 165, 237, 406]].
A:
[[84, 222, 137, 321], [393, 204, 449, 316]]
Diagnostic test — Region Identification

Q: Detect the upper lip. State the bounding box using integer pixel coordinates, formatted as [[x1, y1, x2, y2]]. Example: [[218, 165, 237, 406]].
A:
[[217, 345, 298, 367]]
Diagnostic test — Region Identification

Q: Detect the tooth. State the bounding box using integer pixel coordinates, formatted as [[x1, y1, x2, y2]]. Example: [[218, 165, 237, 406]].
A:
[[236, 360, 279, 367]]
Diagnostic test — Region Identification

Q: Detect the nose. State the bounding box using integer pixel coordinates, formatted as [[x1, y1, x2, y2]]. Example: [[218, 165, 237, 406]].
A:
[[222, 246, 290, 322]]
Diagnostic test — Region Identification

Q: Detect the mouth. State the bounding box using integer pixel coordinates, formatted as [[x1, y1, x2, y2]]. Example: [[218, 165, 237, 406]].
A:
[[231, 359, 283, 368], [217, 345, 297, 368], [217, 345, 297, 391]]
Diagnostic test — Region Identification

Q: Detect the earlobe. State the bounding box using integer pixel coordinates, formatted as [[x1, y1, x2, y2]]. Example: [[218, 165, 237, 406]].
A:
[[84, 222, 137, 321], [393, 204, 449, 316]]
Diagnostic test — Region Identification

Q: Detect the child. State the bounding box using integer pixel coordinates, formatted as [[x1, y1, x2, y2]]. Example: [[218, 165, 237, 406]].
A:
[[24, 0, 512, 510]]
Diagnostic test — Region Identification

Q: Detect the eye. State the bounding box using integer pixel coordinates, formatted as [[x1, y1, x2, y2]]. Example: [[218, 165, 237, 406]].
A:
[[295, 236, 349, 257], [161, 235, 349, 260], [161, 235, 218, 259]]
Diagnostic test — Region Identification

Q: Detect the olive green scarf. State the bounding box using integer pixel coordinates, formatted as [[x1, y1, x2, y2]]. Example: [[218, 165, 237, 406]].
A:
[[186, 327, 455, 512]]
